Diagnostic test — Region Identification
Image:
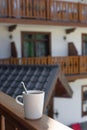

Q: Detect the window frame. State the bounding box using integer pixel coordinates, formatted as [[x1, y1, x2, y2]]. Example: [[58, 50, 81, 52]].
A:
[[82, 33, 87, 56], [82, 85, 87, 116], [21, 31, 51, 57]]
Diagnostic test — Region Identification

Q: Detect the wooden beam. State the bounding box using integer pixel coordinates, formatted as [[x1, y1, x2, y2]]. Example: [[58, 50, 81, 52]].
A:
[[65, 28, 76, 34], [66, 73, 87, 82], [1, 18, 87, 28], [8, 25, 17, 32]]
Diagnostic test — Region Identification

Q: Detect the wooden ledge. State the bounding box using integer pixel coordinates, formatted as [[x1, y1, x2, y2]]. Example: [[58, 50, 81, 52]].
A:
[[1, 18, 87, 28], [66, 73, 87, 82], [0, 92, 72, 130]]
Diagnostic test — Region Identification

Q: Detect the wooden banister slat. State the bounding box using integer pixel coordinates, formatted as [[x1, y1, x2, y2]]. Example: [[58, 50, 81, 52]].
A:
[[26, 0, 29, 17], [5, 119, 16, 130], [29, 0, 33, 17], [0, 114, 3, 130], [46, 0, 50, 20], [0, 115, 5, 130], [21, 58, 27, 64], [68, 2, 73, 21], [62, 2, 67, 21], [8, 0, 11, 17], [20, 0, 25, 17]]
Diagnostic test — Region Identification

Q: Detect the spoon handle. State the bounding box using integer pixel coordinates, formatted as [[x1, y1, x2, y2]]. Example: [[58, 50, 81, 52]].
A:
[[21, 81, 28, 94]]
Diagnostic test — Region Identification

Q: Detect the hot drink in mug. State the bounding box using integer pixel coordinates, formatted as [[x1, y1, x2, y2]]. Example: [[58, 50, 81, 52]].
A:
[[16, 90, 45, 120]]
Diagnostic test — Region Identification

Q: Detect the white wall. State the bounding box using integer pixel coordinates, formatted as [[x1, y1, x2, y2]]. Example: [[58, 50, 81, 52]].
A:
[[12, 25, 68, 57], [1, 24, 87, 58], [11, 25, 87, 58], [57, 0, 87, 3], [57, 0, 78, 2], [54, 78, 87, 126], [0, 26, 10, 58]]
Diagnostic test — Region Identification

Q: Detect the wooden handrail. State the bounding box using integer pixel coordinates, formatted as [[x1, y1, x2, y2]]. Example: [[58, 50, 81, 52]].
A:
[[0, 92, 72, 130]]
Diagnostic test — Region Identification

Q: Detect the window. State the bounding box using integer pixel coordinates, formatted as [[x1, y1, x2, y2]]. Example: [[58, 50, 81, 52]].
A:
[[82, 85, 87, 116], [82, 34, 87, 55], [21, 32, 51, 57]]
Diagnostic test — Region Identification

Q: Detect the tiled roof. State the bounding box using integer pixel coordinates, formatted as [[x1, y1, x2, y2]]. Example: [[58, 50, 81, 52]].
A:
[[0, 64, 73, 112], [0, 64, 59, 110]]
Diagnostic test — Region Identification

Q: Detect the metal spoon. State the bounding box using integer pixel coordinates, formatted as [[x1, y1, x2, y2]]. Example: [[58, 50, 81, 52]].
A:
[[21, 81, 28, 94]]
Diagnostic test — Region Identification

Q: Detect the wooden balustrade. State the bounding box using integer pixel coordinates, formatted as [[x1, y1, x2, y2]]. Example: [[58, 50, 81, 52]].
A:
[[0, 56, 83, 75], [0, 92, 72, 130], [1, 56, 87, 75], [0, 0, 87, 24]]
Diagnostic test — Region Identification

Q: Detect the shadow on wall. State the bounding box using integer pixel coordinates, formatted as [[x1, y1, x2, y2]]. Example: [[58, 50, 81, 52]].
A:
[[11, 41, 17, 57]]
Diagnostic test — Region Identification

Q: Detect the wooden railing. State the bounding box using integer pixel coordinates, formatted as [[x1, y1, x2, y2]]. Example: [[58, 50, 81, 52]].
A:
[[0, 0, 87, 24], [0, 92, 72, 130], [0, 56, 87, 75], [0, 0, 47, 19]]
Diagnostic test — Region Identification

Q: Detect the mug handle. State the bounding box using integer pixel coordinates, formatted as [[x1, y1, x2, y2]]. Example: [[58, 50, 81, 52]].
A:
[[16, 95, 23, 106]]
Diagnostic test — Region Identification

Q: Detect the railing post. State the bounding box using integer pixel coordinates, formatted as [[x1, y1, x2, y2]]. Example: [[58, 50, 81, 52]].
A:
[[0, 114, 5, 130]]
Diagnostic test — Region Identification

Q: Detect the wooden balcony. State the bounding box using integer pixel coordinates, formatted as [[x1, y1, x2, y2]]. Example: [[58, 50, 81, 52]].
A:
[[0, 0, 87, 27], [0, 92, 72, 130], [1, 56, 87, 81]]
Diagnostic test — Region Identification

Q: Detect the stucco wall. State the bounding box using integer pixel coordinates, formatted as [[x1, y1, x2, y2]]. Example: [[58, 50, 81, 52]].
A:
[[11, 25, 87, 58], [12, 25, 67, 57], [54, 79, 87, 126], [1, 24, 87, 58], [56, 0, 87, 3], [0, 26, 10, 58]]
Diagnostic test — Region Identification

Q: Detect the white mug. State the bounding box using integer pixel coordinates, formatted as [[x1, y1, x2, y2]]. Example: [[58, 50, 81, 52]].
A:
[[16, 90, 45, 120]]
